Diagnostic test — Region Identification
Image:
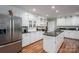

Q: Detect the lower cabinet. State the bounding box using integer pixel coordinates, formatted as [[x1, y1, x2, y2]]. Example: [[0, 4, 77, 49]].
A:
[[22, 33, 31, 47], [64, 30, 71, 38], [56, 32, 64, 52], [43, 32, 64, 53], [43, 36, 56, 53], [69, 31, 79, 40], [22, 31, 43, 47], [64, 30, 79, 40]]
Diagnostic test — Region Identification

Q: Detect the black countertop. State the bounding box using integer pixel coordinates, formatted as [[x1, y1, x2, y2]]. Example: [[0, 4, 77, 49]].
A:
[[43, 31, 63, 37]]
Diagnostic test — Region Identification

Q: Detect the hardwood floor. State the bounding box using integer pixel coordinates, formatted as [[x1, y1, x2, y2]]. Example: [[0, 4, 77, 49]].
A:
[[22, 39, 46, 53], [22, 38, 79, 53], [58, 38, 79, 53]]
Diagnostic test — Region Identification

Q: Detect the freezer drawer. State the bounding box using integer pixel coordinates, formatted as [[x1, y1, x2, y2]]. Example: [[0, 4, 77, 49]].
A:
[[0, 40, 22, 53]]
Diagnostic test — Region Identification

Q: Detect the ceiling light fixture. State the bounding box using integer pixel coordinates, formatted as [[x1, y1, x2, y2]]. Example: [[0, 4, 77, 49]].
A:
[[51, 6, 55, 9], [33, 8, 36, 12], [46, 14, 49, 17], [56, 10, 59, 13]]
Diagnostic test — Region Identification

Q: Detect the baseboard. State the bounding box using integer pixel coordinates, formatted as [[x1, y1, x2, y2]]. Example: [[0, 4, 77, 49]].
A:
[[64, 37, 79, 41]]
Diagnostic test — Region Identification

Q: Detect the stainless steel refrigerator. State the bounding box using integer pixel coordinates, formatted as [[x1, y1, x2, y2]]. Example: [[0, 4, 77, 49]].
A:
[[0, 14, 22, 53]]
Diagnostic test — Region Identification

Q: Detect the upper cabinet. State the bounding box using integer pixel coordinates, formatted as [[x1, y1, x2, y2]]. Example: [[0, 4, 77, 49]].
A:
[[57, 15, 79, 26], [57, 17, 65, 26], [65, 16, 72, 26], [72, 16, 79, 26]]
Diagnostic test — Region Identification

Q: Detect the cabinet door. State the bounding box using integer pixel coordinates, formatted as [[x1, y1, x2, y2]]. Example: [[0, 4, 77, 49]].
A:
[[36, 31, 43, 40], [56, 33, 64, 52], [75, 17, 79, 26], [69, 31, 79, 39], [72, 16, 79, 26], [61, 18, 66, 26], [30, 32, 43, 44], [64, 31, 70, 38], [43, 36, 56, 53], [57, 18, 62, 26], [69, 31, 75, 39], [30, 32, 37, 43], [22, 34, 31, 47], [29, 33, 33, 44], [65, 17, 72, 26], [74, 31, 79, 39], [57, 18, 65, 26]]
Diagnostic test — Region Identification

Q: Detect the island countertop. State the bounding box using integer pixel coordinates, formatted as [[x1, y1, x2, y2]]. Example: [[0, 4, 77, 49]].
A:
[[43, 31, 63, 37]]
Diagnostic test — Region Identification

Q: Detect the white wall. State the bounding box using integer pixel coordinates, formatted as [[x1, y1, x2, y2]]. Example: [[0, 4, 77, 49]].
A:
[[57, 15, 79, 26], [0, 5, 47, 31]]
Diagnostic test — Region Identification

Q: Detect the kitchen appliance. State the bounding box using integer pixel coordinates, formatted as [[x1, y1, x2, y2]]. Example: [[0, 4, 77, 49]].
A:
[[22, 26, 28, 33], [0, 14, 22, 53]]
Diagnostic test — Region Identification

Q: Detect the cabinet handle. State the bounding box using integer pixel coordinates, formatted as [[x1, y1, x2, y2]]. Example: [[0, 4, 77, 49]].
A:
[[10, 20, 11, 39]]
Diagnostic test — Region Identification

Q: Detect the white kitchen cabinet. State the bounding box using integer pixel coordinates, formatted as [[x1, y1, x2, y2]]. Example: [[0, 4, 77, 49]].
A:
[[72, 16, 76, 26], [57, 18, 62, 26], [64, 30, 71, 38], [43, 32, 64, 53], [76, 17, 79, 26], [56, 32, 64, 52], [22, 31, 43, 47], [57, 18, 65, 26], [64, 30, 79, 40], [69, 31, 79, 40], [72, 16, 79, 26], [30, 31, 43, 43], [30, 32, 35, 43], [57, 17, 73, 26], [65, 17, 72, 26], [43, 35, 56, 53], [22, 33, 31, 47], [57, 16, 79, 26], [36, 31, 43, 39]]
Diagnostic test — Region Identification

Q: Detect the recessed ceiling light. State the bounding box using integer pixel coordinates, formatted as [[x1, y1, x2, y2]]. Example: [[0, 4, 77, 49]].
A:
[[32, 8, 36, 12], [56, 10, 59, 13], [46, 14, 49, 17], [51, 6, 55, 9]]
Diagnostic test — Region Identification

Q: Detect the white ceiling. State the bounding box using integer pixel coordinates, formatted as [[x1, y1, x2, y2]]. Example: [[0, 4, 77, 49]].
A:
[[14, 5, 79, 17]]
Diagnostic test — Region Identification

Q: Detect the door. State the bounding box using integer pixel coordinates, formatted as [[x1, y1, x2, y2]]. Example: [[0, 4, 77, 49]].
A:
[[0, 14, 11, 45], [12, 16, 22, 42]]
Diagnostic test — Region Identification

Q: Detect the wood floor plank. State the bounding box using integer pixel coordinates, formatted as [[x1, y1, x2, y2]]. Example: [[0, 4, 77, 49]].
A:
[[58, 38, 79, 53], [22, 39, 44, 53]]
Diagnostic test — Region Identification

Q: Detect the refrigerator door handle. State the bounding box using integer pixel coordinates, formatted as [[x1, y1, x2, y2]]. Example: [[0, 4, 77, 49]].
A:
[[13, 19, 14, 38], [0, 40, 21, 48], [10, 20, 11, 39]]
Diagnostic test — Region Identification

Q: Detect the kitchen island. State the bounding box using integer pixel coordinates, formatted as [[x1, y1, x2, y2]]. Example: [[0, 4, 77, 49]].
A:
[[43, 31, 64, 53]]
